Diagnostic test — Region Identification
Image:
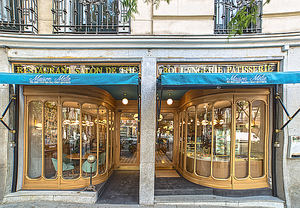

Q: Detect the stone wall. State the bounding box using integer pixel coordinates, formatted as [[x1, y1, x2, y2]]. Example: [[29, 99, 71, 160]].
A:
[[0, 48, 10, 201], [36, 0, 300, 35], [283, 46, 300, 208]]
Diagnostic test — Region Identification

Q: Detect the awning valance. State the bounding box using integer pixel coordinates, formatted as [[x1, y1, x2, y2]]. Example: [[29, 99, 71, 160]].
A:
[[0, 73, 139, 85], [160, 71, 300, 87]]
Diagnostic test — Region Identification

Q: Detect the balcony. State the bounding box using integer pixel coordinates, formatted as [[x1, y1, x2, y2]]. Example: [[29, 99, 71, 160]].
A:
[[214, 0, 262, 34], [52, 0, 130, 34], [0, 0, 38, 33]]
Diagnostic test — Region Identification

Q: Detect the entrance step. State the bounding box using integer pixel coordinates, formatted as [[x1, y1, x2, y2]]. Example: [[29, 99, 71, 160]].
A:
[[155, 195, 285, 208]]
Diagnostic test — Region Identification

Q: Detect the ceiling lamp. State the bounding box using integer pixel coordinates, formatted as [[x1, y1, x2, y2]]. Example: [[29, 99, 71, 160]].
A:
[[167, 92, 173, 105], [167, 98, 173, 105], [122, 93, 128, 105]]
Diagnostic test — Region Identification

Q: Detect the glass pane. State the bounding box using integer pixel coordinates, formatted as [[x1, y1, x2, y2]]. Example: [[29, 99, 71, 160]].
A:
[[251, 100, 266, 178], [110, 111, 115, 169], [44, 101, 58, 179], [120, 113, 138, 164], [186, 106, 196, 173], [156, 113, 174, 167], [213, 101, 231, 179], [196, 103, 212, 177], [62, 102, 80, 179], [98, 106, 107, 175], [235, 101, 250, 178], [108, 110, 112, 169], [28, 101, 43, 179], [178, 112, 183, 169], [181, 111, 186, 170], [82, 103, 98, 177]]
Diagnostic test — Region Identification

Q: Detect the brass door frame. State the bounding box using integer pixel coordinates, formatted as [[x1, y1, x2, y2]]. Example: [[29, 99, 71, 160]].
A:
[[156, 109, 178, 169]]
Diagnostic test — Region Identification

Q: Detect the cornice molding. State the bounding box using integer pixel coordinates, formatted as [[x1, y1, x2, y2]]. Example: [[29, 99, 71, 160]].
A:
[[0, 32, 300, 49]]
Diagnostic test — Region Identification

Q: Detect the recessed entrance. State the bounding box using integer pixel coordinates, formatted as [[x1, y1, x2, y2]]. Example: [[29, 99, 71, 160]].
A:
[[119, 112, 139, 167], [156, 112, 174, 169]]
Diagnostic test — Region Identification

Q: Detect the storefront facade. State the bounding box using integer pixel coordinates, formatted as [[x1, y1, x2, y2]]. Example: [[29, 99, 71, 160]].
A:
[[0, 33, 300, 207]]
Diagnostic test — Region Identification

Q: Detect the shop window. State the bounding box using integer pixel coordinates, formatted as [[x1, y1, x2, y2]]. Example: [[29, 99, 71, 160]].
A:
[[181, 111, 186, 170], [44, 101, 58, 179], [196, 103, 212, 177], [214, 0, 262, 34], [27, 101, 43, 179], [0, 0, 38, 33], [62, 102, 81, 179], [212, 101, 231, 179], [250, 100, 266, 178], [178, 90, 269, 189], [82, 103, 98, 177], [178, 112, 183, 169], [52, 0, 130, 34], [186, 106, 196, 173], [235, 100, 250, 179], [98, 106, 107, 175]]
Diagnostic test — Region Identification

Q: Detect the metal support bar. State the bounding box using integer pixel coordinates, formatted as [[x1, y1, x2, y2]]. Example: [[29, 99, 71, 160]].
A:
[[275, 93, 300, 133], [0, 94, 16, 133]]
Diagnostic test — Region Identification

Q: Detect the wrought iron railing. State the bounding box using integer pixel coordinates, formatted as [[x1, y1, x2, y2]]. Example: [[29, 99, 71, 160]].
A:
[[0, 0, 38, 33], [214, 0, 262, 34], [52, 0, 130, 34]]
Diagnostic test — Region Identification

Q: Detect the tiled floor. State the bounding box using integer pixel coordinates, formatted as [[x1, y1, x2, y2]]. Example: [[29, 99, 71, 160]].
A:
[[97, 171, 139, 204], [96, 170, 273, 205]]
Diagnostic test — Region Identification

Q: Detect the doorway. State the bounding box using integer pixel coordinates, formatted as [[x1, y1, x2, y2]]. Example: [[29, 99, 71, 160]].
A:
[[156, 112, 174, 169], [118, 112, 139, 169]]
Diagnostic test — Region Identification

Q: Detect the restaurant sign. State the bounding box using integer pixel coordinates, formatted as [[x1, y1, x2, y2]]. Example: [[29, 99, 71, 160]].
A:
[[158, 62, 278, 74], [14, 63, 140, 74]]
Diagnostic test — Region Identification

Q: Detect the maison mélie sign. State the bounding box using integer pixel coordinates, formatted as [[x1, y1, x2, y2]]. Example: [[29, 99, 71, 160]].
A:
[[14, 63, 140, 74], [158, 62, 278, 74]]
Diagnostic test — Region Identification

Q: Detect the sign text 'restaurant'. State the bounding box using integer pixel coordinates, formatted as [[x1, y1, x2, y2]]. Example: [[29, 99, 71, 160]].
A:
[[14, 64, 139, 74]]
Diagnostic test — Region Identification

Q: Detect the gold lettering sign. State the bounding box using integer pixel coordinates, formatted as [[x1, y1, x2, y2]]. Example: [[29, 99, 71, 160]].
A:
[[158, 62, 278, 74], [14, 64, 140, 74]]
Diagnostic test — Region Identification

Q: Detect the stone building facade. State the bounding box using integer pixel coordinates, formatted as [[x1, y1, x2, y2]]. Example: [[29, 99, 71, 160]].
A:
[[0, 0, 300, 207]]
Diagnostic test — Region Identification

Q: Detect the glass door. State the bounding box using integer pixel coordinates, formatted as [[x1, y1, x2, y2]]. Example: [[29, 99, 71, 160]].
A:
[[119, 112, 139, 166], [156, 112, 174, 168]]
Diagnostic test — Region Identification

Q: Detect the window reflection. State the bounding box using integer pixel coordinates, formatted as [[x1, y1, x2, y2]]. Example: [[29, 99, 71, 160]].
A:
[[28, 101, 43, 179], [62, 102, 80, 179], [98, 106, 107, 175], [196, 103, 212, 177], [251, 100, 265, 178], [182, 111, 186, 170], [81, 103, 98, 177], [178, 112, 183, 169], [213, 101, 231, 179], [44, 101, 58, 179], [235, 101, 250, 178], [186, 106, 196, 173]]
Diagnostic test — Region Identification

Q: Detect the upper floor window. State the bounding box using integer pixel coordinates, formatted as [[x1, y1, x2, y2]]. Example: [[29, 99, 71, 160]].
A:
[[52, 0, 130, 34], [0, 0, 38, 33], [214, 0, 262, 34]]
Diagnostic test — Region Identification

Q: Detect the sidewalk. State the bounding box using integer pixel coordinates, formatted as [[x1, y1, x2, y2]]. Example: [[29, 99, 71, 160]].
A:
[[0, 195, 285, 208]]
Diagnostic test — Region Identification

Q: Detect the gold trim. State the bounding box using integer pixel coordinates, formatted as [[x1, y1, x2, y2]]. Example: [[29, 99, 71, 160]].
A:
[[156, 61, 280, 75]]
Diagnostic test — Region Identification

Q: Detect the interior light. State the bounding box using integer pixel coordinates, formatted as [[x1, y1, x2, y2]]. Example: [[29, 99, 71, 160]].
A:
[[167, 98, 173, 105], [122, 94, 129, 105]]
